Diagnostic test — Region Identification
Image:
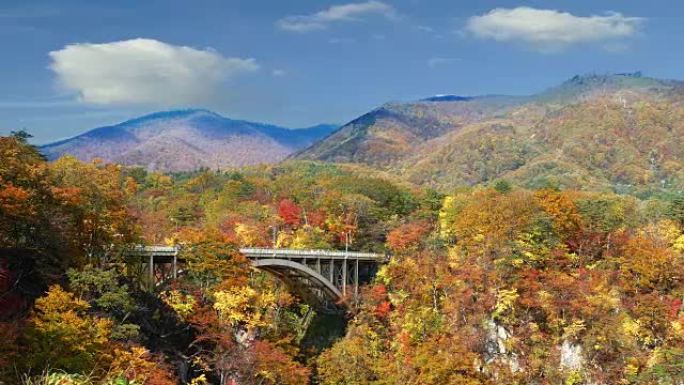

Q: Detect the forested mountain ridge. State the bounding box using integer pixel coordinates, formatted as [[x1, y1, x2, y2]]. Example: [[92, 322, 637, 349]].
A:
[[297, 73, 684, 195], [41, 109, 337, 172], [293, 94, 520, 167]]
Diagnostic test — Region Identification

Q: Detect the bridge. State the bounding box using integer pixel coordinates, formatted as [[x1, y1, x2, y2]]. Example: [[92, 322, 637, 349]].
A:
[[125, 246, 387, 312]]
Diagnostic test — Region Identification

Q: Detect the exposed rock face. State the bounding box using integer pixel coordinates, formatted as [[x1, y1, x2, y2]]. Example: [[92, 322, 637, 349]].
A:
[[560, 340, 585, 371], [483, 320, 520, 373]]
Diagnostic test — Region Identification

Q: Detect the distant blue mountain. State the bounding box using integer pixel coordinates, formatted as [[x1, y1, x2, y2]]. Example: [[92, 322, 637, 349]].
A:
[[41, 109, 337, 171], [421, 95, 475, 102]]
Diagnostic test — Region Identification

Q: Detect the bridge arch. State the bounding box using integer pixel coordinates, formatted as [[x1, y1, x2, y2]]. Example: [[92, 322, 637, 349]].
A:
[[251, 258, 343, 304]]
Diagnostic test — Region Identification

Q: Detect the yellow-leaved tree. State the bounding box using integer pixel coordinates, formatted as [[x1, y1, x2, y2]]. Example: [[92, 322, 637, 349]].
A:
[[213, 286, 277, 329], [24, 285, 113, 375]]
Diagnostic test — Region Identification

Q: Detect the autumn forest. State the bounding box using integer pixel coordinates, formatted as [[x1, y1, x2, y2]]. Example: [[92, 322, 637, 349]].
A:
[[2, 114, 684, 385]]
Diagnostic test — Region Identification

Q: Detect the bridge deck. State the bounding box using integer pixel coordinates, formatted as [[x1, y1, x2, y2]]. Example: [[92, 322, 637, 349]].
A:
[[126, 245, 179, 257], [125, 246, 387, 262], [240, 247, 386, 261]]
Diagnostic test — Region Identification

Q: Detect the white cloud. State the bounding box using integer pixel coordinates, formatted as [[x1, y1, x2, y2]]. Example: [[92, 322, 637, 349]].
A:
[[466, 7, 643, 52], [272, 69, 286, 77], [49, 38, 259, 105], [277, 1, 397, 32]]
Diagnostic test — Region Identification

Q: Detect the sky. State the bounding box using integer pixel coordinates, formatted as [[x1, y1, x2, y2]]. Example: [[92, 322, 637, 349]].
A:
[[1, 0, 684, 143]]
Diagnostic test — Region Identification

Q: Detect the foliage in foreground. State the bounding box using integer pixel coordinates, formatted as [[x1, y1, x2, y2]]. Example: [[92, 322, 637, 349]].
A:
[[318, 188, 684, 384]]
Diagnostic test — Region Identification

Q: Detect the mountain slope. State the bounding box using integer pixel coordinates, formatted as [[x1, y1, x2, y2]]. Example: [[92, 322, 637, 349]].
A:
[[41, 109, 336, 171], [294, 95, 521, 167], [296, 73, 684, 195]]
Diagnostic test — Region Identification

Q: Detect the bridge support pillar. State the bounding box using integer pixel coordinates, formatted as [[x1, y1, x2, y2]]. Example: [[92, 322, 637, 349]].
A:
[[342, 258, 347, 296], [329, 260, 334, 283], [148, 254, 154, 290], [355, 258, 359, 299], [173, 254, 178, 279]]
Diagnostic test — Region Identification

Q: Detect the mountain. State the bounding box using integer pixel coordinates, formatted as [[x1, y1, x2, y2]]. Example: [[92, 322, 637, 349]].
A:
[[41, 109, 337, 171], [294, 95, 521, 167], [536, 71, 676, 102], [295, 73, 684, 195]]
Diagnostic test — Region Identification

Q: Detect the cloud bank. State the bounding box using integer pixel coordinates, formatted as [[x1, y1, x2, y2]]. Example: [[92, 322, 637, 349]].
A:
[[466, 7, 643, 52], [49, 38, 259, 105], [277, 1, 397, 32]]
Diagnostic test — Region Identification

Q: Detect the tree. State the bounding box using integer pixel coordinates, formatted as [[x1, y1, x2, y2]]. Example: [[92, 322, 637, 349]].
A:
[[614, 235, 680, 293], [251, 341, 310, 385], [493, 179, 512, 194], [278, 199, 301, 227], [387, 220, 430, 253], [179, 242, 250, 293], [0, 136, 52, 249], [213, 285, 277, 330], [290, 225, 332, 249], [67, 265, 139, 340], [668, 195, 684, 228], [317, 333, 379, 385], [68, 265, 135, 314], [108, 346, 176, 385], [23, 285, 114, 375], [10, 129, 33, 143], [50, 156, 139, 265]]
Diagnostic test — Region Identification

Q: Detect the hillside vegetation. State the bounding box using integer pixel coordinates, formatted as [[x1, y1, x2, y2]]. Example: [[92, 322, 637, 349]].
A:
[[297, 74, 684, 196], [0, 135, 426, 384], [318, 186, 684, 385], [4, 133, 684, 384]]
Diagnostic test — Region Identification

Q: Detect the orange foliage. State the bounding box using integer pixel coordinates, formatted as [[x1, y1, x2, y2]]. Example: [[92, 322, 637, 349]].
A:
[[387, 220, 430, 252], [535, 189, 582, 235], [110, 346, 176, 385], [617, 235, 681, 292], [0, 183, 32, 217], [252, 340, 310, 385]]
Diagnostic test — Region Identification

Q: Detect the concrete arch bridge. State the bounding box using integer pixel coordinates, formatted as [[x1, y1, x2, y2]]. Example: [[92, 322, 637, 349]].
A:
[[125, 246, 388, 313]]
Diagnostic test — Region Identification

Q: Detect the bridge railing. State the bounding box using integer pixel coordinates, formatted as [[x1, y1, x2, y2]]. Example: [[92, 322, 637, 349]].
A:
[[239, 247, 387, 262], [124, 246, 387, 261], [126, 245, 179, 256]]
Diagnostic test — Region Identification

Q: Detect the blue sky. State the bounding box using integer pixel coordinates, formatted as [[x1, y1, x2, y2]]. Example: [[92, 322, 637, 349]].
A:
[[1, 0, 683, 143]]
